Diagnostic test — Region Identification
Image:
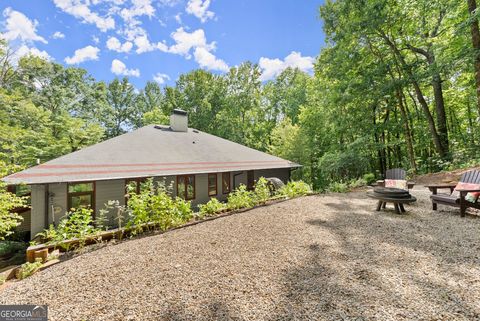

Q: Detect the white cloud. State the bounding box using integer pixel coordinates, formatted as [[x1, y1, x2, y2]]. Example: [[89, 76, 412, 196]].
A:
[[111, 59, 140, 77], [65, 45, 100, 64], [52, 31, 65, 39], [186, 0, 214, 23], [193, 47, 228, 72], [120, 0, 155, 22], [159, 0, 182, 6], [13, 44, 52, 61], [106, 36, 133, 52], [174, 13, 182, 24], [168, 27, 214, 57], [153, 73, 170, 84], [2, 8, 47, 43], [258, 51, 315, 81], [92, 35, 100, 44], [53, 0, 115, 32], [134, 35, 168, 54]]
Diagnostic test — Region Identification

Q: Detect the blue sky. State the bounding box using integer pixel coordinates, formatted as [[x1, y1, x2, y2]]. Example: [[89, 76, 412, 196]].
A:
[[0, 0, 325, 87]]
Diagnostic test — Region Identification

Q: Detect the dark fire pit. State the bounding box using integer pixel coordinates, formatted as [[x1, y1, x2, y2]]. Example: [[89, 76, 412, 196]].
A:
[[367, 187, 417, 214]]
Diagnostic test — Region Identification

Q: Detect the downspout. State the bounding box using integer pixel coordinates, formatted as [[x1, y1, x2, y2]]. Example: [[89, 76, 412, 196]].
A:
[[44, 184, 49, 229]]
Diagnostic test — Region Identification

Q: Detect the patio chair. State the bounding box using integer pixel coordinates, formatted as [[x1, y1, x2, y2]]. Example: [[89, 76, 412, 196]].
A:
[[426, 170, 480, 217], [377, 168, 415, 190]]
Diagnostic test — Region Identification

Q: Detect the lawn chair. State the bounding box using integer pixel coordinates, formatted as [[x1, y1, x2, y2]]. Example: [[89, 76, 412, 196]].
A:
[[377, 168, 415, 190], [426, 170, 480, 217]]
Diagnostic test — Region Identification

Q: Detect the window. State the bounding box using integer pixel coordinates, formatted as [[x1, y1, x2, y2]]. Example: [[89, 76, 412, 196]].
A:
[[125, 178, 149, 195], [222, 172, 231, 194], [177, 175, 195, 200], [208, 173, 217, 196], [68, 182, 95, 211]]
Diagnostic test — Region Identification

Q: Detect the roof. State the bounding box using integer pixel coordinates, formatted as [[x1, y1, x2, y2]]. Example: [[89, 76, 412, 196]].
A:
[[3, 125, 300, 185]]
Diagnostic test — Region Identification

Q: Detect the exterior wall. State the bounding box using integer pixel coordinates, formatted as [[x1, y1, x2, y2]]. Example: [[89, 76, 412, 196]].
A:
[[95, 179, 125, 227], [30, 184, 46, 238], [233, 171, 247, 189], [48, 183, 68, 225], [254, 168, 290, 183], [25, 168, 292, 239], [15, 210, 31, 233]]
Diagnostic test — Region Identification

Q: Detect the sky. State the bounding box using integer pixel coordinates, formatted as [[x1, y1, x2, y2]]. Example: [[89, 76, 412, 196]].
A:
[[0, 0, 326, 87]]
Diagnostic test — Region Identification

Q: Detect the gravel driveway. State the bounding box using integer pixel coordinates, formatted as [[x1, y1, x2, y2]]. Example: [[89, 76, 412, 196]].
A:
[[1, 187, 480, 320]]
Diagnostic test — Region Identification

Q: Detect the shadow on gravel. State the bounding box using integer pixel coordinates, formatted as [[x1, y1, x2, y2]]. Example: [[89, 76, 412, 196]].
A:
[[272, 205, 480, 320], [159, 301, 234, 321]]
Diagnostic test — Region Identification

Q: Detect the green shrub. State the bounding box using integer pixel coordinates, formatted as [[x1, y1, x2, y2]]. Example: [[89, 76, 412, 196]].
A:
[[349, 177, 367, 189], [362, 173, 376, 185], [227, 185, 256, 210], [37, 207, 99, 249], [56, 208, 97, 241], [198, 198, 226, 218], [254, 177, 271, 204], [0, 275, 5, 285], [0, 241, 27, 256], [278, 181, 312, 198], [126, 179, 193, 232], [327, 181, 349, 193], [16, 259, 42, 280]]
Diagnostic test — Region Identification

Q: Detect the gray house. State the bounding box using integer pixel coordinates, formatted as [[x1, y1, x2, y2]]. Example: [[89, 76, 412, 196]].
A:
[[3, 110, 300, 239]]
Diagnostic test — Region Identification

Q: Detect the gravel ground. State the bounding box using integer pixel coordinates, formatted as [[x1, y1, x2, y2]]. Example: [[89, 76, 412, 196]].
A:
[[1, 186, 480, 321]]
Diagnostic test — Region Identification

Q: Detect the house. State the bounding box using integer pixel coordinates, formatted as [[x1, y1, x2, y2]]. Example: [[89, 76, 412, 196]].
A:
[[2, 110, 300, 239]]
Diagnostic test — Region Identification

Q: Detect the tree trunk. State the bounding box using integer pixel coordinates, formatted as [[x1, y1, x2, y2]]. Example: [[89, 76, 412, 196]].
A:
[[396, 89, 417, 172], [468, 0, 480, 117], [379, 31, 447, 158], [427, 53, 449, 156], [372, 105, 386, 175]]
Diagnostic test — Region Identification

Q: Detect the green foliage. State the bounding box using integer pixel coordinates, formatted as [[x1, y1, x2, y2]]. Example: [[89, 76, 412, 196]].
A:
[[326, 182, 349, 193], [226, 184, 256, 210], [278, 181, 312, 198], [253, 177, 271, 204], [0, 275, 5, 285], [56, 208, 97, 240], [362, 173, 376, 185], [0, 162, 28, 239], [197, 198, 226, 218], [16, 259, 43, 280], [0, 241, 27, 256], [316, 139, 371, 188], [37, 208, 98, 246], [126, 179, 193, 232]]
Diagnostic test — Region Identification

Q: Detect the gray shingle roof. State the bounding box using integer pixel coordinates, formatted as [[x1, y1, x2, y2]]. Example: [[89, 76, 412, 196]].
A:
[[3, 125, 300, 185]]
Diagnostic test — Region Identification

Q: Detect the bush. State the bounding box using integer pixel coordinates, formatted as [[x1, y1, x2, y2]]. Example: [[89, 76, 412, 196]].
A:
[[349, 177, 367, 189], [227, 185, 256, 210], [0, 241, 27, 256], [126, 179, 193, 232], [278, 181, 312, 198], [16, 259, 42, 280], [362, 173, 376, 185], [198, 198, 226, 218], [254, 177, 271, 204], [327, 181, 349, 193], [56, 208, 97, 241]]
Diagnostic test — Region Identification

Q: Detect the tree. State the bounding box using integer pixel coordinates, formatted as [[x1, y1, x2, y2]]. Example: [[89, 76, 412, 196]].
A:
[[104, 77, 136, 137], [0, 162, 27, 239], [468, 0, 480, 116]]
